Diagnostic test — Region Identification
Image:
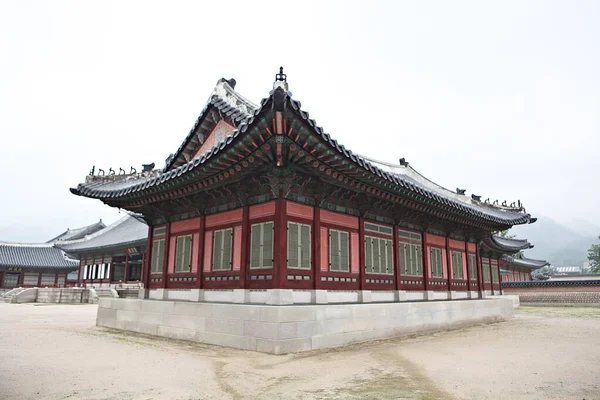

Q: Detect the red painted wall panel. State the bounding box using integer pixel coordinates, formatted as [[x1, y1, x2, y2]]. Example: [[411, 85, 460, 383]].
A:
[[320, 210, 359, 229], [191, 233, 200, 273], [168, 236, 176, 273], [203, 231, 213, 272], [467, 243, 477, 253], [320, 227, 329, 272], [249, 201, 276, 219], [193, 120, 236, 160], [206, 209, 243, 228], [286, 202, 313, 220], [350, 232, 359, 274], [448, 238, 465, 250], [425, 233, 446, 247], [170, 218, 201, 234], [233, 226, 242, 271]]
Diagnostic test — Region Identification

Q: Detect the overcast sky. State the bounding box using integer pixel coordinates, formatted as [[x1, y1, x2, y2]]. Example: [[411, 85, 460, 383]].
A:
[[1, 0, 599, 242]]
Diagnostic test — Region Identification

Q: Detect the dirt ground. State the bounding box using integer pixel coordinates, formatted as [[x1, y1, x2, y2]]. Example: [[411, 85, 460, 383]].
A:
[[0, 304, 599, 400]]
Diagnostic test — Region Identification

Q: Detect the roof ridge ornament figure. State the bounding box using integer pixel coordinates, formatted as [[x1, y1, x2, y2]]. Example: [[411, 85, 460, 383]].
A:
[[275, 66, 287, 82], [273, 66, 289, 92]]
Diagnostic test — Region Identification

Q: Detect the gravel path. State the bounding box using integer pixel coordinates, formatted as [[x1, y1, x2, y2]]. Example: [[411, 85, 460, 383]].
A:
[[0, 303, 598, 399]]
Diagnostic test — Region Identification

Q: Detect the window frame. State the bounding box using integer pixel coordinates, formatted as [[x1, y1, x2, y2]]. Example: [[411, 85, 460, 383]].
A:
[[430, 247, 444, 278], [452, 250, 464, 279], [468, 253, 477, 281], [174, 234, 193, 273], [212, 228, 233, 272], [150, 238, 165, 274], [329, 228, 350, 273], [250, 221, 274, 270], [287, 221, 311, 270], [364, 235, 394, 275]]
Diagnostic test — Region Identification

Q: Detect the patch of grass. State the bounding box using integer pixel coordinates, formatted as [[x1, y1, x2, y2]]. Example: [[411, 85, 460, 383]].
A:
[[518, 306, 600, 318]]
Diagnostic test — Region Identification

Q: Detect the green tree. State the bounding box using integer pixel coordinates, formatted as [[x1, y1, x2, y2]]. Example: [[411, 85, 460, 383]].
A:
[[588, 235, 600, 273]]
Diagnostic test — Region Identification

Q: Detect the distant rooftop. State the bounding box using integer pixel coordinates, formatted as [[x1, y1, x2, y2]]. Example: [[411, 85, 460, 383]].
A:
[[46, 220, 106, 243], [56, 214, 148, 256], [0, 242, 78, 269]]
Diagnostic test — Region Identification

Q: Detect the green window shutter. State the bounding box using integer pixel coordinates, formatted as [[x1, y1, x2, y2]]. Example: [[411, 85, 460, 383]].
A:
[[300, 224, 311, 269], [340, 231, 349, 272], [416, 245, 422, 275], [158, 239, 164, 273], [330, 230, 339, 271], [184, 235, 192, 272], [213, 230, 222, 271], [223, 229, 232, 270], [365, 236, 372, 273], [262, 222, 273, 268], [250, 224, 261, 269], [372, 237, 380, 274], [287, 222, 298, 268], [386, 239, 393, 275], [175, 237, 183, 272], [399, 243, 407, 274]]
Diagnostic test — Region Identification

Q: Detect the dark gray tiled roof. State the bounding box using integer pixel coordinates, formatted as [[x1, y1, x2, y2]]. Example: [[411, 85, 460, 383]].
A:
[[491, 236, 533, 251], [482, 236, 533, 254], [164, 78, 258, 171], [57, 215, 148, 255], [46, 220, 106, 243], [501, 255, 549, 269], [0, 243, 79, 269], [71, 80, 533, 227]]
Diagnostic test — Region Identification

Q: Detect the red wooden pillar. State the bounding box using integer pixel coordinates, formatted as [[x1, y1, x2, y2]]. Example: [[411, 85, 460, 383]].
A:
[[393, 226, 401, 290], [37, 272, 42, 287], [274, 199, 287, 289], [422, 233, 429, 291], [497, 261, 503, 293], [161, 222, 171, 288], [445, 237, 452, 291], [239, 207, 249, 289], [124, 254, 130, 283], [358, 217, 366, 290], [18, 271, 24, 286], [197, 216, 206, 289], [143, 226, 153, 290], [475, 244, 483, 297], [464, 241, 471, 286], [313, 206, 321, 289], [0, 271, 4, 288], [489, 258, 495, 295], [77, 260, 82, 285]]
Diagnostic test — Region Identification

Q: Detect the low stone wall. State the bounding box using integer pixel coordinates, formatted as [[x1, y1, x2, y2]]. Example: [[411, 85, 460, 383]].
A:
[[143, 288, 481, 304], [96, 297, 514, 354], [515, 292, 600, 304], [36, 288, 91, 303], [503, 280, 600, 304]]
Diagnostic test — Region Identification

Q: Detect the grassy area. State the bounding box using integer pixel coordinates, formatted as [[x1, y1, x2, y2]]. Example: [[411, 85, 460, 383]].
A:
[[517, 306, 600, 318]]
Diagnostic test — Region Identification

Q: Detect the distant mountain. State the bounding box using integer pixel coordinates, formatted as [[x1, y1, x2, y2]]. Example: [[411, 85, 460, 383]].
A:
[[511, 215, 597, 267]]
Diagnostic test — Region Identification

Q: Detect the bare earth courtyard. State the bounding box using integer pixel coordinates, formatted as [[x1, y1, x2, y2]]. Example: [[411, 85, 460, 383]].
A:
[[0, 303, 599, 400]]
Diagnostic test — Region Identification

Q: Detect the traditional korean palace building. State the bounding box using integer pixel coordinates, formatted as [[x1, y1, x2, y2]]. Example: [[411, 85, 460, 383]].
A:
[[57, 215, 148, 287], [68, 70, 544, 304], [0, 242, 79, 290]]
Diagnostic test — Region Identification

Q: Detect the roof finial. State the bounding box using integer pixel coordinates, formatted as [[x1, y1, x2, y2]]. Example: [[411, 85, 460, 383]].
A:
[[276, 66, 287, 82], [273, 66, 289, 92]]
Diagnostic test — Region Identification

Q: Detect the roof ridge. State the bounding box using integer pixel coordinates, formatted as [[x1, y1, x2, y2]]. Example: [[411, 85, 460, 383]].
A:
[[55, 214, 131, 246], [0, 241, 54, 247]]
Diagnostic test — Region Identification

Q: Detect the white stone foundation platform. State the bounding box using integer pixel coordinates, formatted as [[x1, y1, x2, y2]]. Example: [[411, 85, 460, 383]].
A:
[[97, 297, 514, 354]]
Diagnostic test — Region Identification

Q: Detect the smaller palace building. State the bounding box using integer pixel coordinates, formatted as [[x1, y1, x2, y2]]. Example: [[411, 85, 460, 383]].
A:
[[57, 215, 148, 287], [0, 243, 79, 290]]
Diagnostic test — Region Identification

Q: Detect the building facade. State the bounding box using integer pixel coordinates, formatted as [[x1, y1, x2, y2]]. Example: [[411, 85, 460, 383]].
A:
[[57, 215, 148, 288], [70, 71, 540, 302], [0, 243, 79, 290]]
